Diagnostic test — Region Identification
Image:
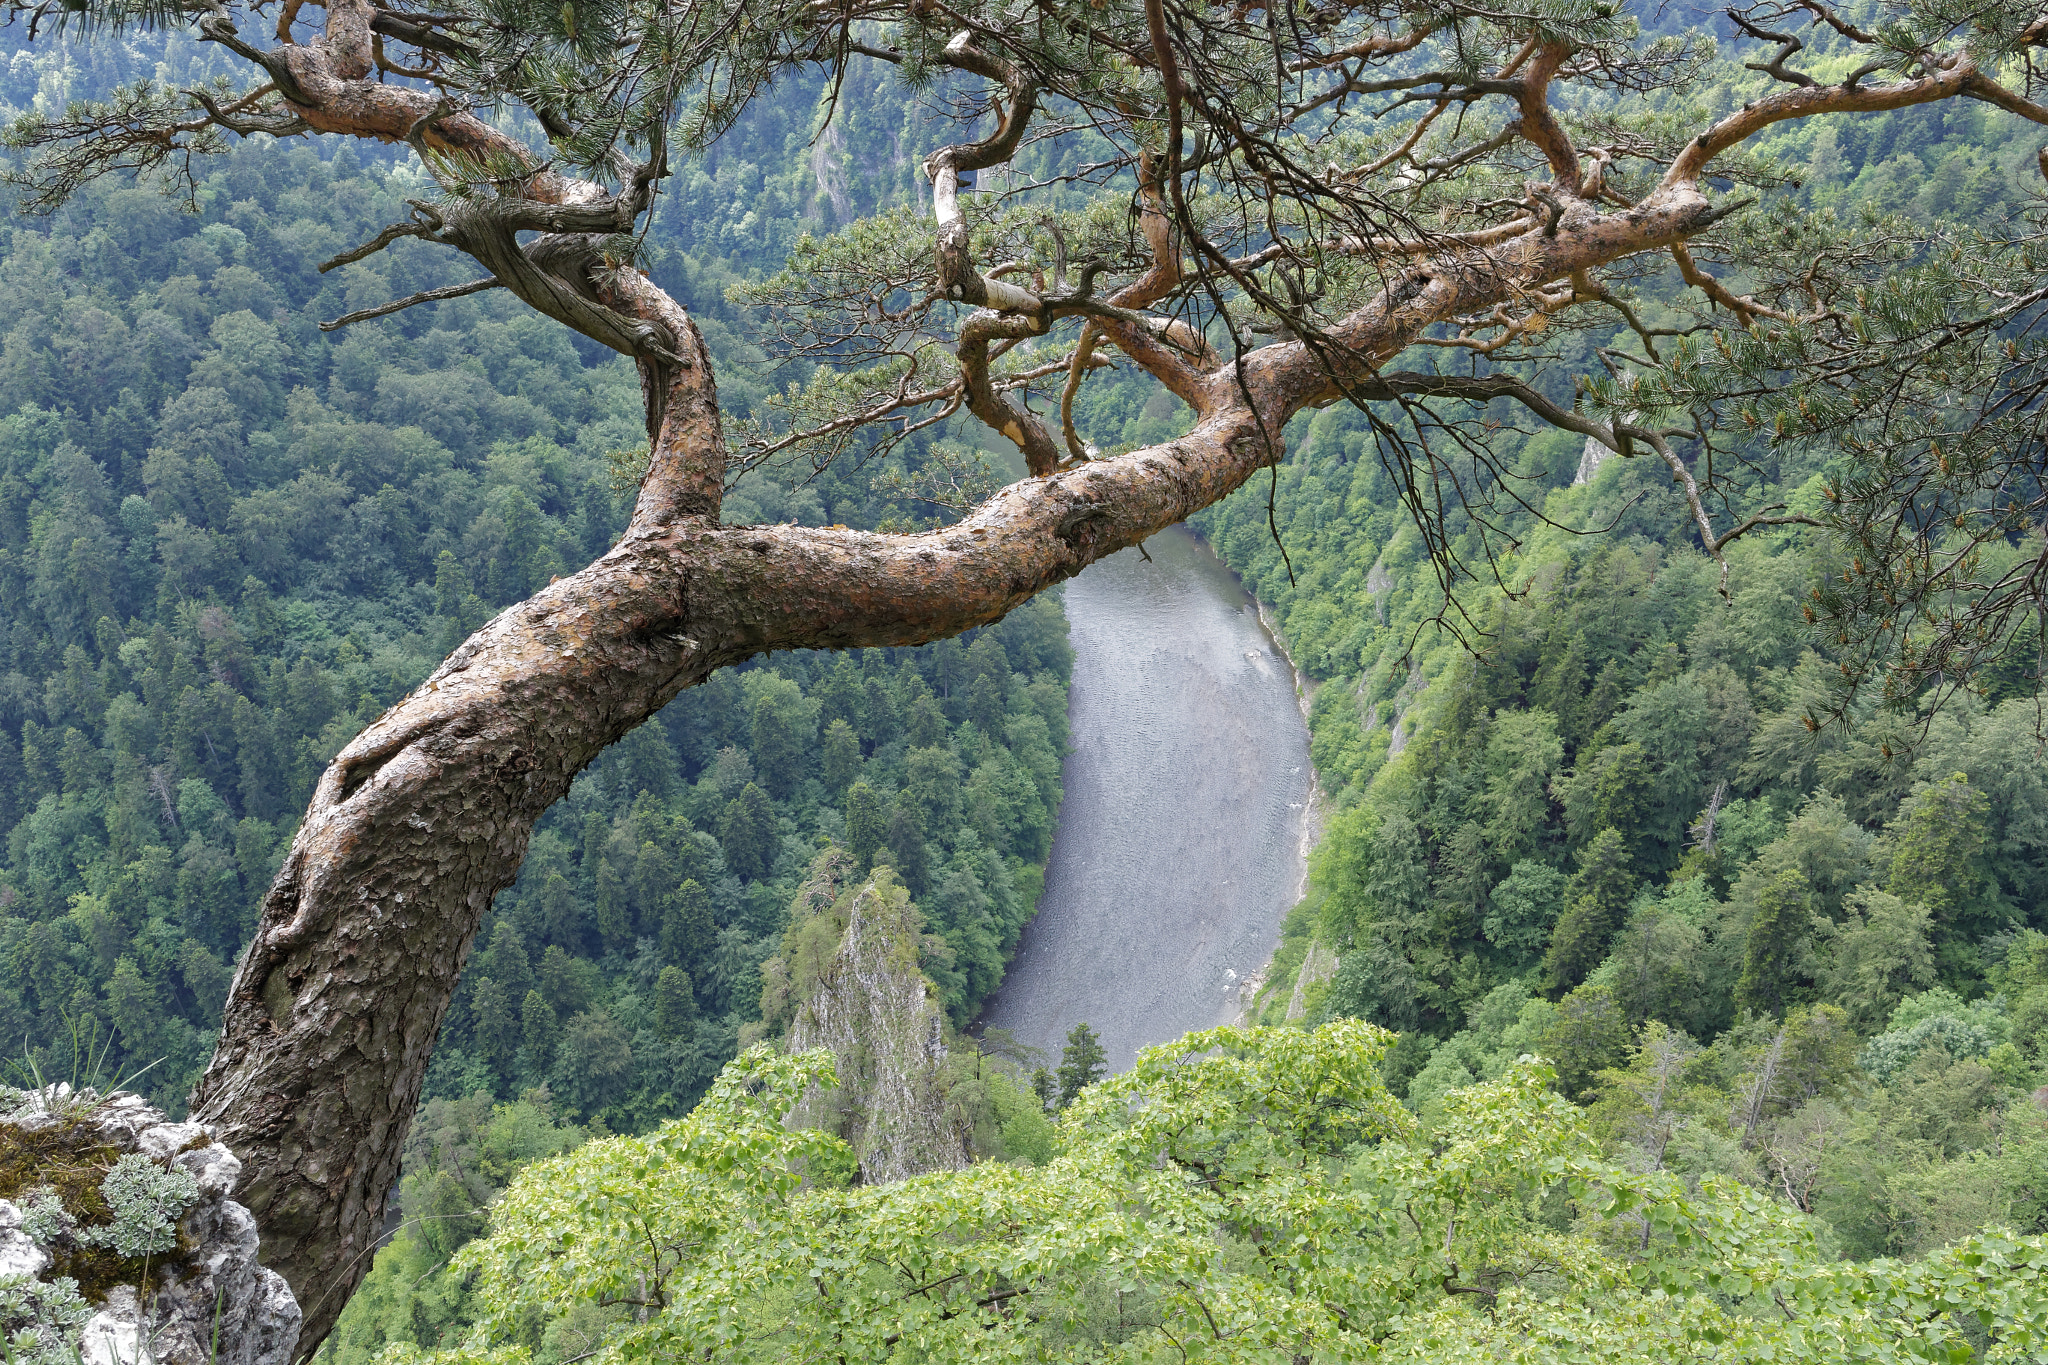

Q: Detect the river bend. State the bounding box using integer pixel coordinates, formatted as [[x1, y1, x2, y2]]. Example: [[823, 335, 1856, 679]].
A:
[[979, 525, 1314, 1072]]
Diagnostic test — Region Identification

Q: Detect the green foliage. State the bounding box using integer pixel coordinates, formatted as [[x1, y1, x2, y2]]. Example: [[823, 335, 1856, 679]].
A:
[[0, 26, 1078, 1119], [410, 1027, 2048, 1365], [1735, 868, 1816, 1020], [1885, 774, 2007, 977], [1054, 1022, 1105, 1109], [1190, 226, 2048, 1260], [1542, 829, 1637, 997], [1859, 1012, 1995, 1086]]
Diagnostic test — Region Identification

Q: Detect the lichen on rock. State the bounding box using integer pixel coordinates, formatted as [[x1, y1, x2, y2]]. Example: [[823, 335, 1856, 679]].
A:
[[0, 1087, 300, 1365]]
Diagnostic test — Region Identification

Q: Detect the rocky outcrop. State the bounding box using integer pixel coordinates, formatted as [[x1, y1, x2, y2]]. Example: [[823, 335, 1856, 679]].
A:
[[780, 864, 969, 1184], [1284, 940, 1338, 1023], [0, 1088, 300, 1365]]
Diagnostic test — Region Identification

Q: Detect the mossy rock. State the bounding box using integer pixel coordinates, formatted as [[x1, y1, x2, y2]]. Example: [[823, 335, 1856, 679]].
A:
[[0, 1100, 197, 1303]]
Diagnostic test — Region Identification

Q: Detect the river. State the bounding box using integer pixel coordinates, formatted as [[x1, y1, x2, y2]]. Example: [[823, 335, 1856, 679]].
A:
[[978, 524, 1315, 1072]]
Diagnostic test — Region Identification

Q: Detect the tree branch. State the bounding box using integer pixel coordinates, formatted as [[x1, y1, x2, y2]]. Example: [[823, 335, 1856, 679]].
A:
[[318, 275, 502, 330], [1664, 61, 1981, 188], [1516, 41, 1582, 196]]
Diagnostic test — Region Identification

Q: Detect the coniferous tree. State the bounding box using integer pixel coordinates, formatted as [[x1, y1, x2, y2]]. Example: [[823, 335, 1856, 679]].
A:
[[552, 1009, 634, 1117], [717, 783, 777, 882], [820, 719, 861, 795], [1886, 774, 1998, 948], [521, 990, 560, 1073], [966, 673, 1007, 738], [906, 695, 948, 750], [1541, 984, 1632, 1100], [105, 957, 160, 1060], [860, 680, 900, 752], [1056, 1023, 1108, 1108], [472, 979, 520, 1082], [1482, 860, 1569, 960], [750, 698, 802, 799], [477, 925, 534, 1004], [661, 879, 714, 973], [812, 661, 863, 736], [633, 841, 677, 937], [4, 0, 2029, 1320], [539, 872, 583, 954], [653, 966, 698, 1039], [594, 858, 633, 955], [432, 551, 478, 655], [0, 729, 21, 830], [1542, 829, 1637, 997], [1737, 869, 1816, 1020], [538, 945, 590, 1016], [232, 698, 282, 820], [886, 801, 932, 899], [844, 782, 885, 871]]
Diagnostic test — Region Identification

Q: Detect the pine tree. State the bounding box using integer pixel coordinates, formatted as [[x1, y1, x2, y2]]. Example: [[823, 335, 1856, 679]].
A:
[[1886, 773, 1995, 931], [58, 727, 104, 797], [966, 672, 1006, 738], [1736, 869, 1814, 1020], [1542, 828, 1636, 997], [104, 957, 160, 1059], [432, 551, 475, 654], [861, 678, 899, 750], [594, 853, 632, 953], [539, 871, 584, 954], [477, 924, 535, 1003], [239, 576, 280, 654], [232, 696, 281, 820], [906, 694, 948, 749], [844, 782, 885, 870], [1540, 984, 1631, 1099], [750, 697, 802, 799], [0, 728, 24, 830], [654, 965, 698, 1039], [661, 879, 714, 971], [812, 658, 863, 735], [538, 944, 590, 1015], [521, 989, 560, 1072], [472, 978, 519, 1081], [820, 719, 861, 794], [718, 782, 777, 882], [886, 800, 931, 898], [1056, 1023, 1108, 1107], [633, 840, 676, 938]]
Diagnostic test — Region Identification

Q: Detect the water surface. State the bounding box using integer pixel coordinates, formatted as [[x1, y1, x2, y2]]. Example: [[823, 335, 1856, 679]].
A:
[[979, 524, 1313, 1072]]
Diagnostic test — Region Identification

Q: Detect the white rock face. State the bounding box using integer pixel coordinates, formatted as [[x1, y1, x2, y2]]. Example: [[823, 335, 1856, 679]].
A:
[[0, 1199, 52, 1278], [787, 870, 968, 1184], [3, 1090, 301, 1365]]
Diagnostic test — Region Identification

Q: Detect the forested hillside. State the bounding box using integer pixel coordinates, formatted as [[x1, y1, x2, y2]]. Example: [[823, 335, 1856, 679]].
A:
[[1190, 90, 2048, 1258], [0, 28, 1071, 1150]]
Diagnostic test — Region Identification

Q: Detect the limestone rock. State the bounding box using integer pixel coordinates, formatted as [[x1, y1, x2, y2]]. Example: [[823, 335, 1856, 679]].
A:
[[0, 1088, 301, 1365], [785, 867, 968, 1184], [0, 1199, 51, 1278]]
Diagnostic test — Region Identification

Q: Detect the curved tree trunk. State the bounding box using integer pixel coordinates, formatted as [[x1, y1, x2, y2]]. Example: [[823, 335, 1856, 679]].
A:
[[186, 312, 1276, 1348]]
